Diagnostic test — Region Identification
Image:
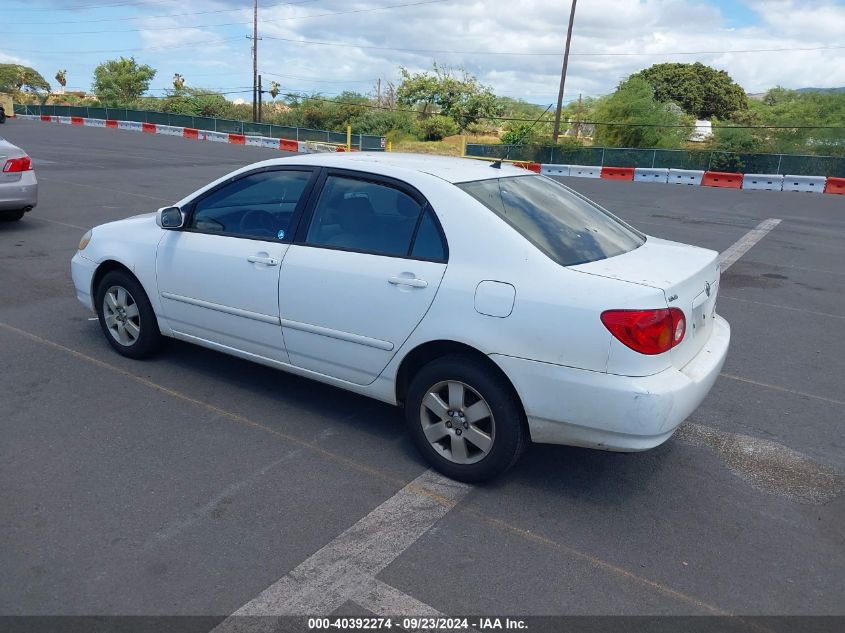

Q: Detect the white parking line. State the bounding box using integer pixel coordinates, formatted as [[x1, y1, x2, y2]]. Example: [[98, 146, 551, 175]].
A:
[[718, 218, 781, 271], [213, 470, 471, 627]]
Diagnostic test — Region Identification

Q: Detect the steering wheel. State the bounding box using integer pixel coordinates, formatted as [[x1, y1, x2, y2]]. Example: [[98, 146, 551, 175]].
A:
[[239, 209, 277, 238]]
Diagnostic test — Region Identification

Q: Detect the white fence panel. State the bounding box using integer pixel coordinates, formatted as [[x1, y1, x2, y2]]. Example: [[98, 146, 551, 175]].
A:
[[568, 165, 601, 179], [201, 131, 229, 143], [742, 174, 784, 191], [540, 164, 571, 177], [155, 125, 184, 136], [782, 175, 826, 193], [634, 168, 669, 183], [668, 168, 704, 186]]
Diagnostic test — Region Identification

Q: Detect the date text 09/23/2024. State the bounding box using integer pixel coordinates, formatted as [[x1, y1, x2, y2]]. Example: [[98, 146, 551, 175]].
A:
[[307, 617, 528, 630]]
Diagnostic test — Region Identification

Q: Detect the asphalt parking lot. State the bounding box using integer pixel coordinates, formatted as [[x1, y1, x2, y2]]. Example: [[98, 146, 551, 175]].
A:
[[1, 119, 843, 627]]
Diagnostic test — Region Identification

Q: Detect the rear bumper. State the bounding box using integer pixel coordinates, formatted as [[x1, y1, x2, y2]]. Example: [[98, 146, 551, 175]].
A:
[[0, 171, 38, 211], [491, 315, 730, 451]]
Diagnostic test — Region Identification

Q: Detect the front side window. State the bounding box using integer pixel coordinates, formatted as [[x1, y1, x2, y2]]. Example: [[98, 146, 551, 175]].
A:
[[190, 170, 312, 240], [457, 176, 644, 266], [305, 175, 427, 257]]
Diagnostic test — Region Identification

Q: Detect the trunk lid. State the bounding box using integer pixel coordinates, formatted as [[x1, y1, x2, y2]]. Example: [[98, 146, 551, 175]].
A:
[[571, 236, 720, 369]]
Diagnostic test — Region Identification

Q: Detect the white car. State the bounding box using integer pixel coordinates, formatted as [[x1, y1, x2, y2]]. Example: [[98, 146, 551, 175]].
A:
[[71, 153, 730, 481]]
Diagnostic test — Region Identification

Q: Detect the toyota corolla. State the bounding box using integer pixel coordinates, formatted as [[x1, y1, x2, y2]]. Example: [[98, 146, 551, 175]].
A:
[[71, 153, 730, 481]]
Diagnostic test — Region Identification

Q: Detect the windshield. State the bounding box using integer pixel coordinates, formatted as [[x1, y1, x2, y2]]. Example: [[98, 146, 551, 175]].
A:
[[457, 175, 645, 266]]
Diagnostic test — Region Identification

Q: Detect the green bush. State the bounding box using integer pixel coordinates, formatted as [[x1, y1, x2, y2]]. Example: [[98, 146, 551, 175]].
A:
[[415, 115, 459, 141]]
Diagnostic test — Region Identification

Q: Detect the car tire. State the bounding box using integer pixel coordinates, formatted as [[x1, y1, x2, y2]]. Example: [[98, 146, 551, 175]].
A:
[[1, 210, 25, 221], [95, 270, 162, 359], [405, 355, 526, 482]]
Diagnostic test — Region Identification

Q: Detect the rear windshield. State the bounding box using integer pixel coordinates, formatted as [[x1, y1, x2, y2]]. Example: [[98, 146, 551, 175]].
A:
[[457, 175, 644, 266]]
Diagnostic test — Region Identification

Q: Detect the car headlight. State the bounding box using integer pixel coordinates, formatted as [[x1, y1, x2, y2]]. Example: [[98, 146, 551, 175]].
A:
[[78, 230, 92, 251]]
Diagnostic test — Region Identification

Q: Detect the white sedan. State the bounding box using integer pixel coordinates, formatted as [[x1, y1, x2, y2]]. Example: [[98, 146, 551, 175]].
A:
[[71, 153, 730, 481]]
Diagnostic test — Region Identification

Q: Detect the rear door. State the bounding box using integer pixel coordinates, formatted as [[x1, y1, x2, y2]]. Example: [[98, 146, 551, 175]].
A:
[[278, 170, 448, 385]]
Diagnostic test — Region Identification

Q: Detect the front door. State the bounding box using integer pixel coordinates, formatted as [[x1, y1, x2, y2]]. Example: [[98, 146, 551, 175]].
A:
[[156, 167, 316, 362], [278, 172, 448, 385]]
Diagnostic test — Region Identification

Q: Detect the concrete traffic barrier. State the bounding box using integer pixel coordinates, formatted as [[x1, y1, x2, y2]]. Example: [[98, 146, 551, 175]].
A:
[[541, 164, 570, 177], [568, 165, 601, 178], [600, 166, 635, 181], [668, 169, 705, 186], [201, 130, 229, 143], [634, 168, 669, 183], [155, 125, 184, 137], [782, 175, 826, 193], [118, 121, 143, 132], [742, 174, 784, 191], [824, 177, 845, 195], [513, 161, 541, 173], [702, 171, 743, 189]]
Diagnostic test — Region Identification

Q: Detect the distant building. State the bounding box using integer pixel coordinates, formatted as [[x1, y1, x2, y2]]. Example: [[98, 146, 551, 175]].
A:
[[690, 119, 713, 142]]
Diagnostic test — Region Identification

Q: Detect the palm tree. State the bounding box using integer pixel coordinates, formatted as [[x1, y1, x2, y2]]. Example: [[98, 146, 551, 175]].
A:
[[173, 73, 185, 91]]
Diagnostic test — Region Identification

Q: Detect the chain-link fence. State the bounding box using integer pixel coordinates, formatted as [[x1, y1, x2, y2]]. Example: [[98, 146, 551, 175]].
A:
[[465, 143, 845, 177], [15, 104, 386, 151]]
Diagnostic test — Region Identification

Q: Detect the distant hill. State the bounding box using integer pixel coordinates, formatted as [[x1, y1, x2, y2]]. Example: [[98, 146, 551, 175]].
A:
[[747, 87, 844, 100]]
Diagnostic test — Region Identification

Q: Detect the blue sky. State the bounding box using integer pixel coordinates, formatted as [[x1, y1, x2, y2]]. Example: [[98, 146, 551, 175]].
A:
[[3, 0, 844, 104]]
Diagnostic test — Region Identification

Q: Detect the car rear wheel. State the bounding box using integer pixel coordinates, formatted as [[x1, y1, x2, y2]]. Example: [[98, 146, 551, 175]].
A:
[[95, 270, 162, 359], [405, 355, 526, 482]]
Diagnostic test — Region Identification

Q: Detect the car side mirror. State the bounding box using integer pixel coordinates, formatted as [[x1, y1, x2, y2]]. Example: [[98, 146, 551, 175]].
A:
[[156, 206, 184, 229]]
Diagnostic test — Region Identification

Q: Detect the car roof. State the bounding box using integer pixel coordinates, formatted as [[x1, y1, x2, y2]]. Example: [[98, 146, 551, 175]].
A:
[[264, 152, 534, 184]]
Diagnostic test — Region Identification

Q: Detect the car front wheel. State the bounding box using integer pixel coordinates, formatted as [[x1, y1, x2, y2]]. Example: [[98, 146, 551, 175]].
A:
[[95, 270, 162, 359], [405, 355, 526, 482]]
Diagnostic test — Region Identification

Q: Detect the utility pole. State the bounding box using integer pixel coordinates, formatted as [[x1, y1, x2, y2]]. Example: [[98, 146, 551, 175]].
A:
[[247, 0, 260, 123], [552, 0, 577, 143], [376, 78, 381, 106], [258, 74, 263, 123]]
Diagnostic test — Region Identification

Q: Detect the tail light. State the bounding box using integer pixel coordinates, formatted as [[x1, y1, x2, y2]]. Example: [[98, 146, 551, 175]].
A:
[[600, 308, 685, 355], [3, 156, 32, 173]]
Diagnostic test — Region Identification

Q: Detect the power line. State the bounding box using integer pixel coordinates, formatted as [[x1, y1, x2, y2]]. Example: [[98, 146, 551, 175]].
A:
[[12, 36, 244, 55], [2, 0, 450, 35], [4, 0, 321, 25], [259, 37, 845, 57], [8, 0, 180, 11], [259, 70, 377, 84]]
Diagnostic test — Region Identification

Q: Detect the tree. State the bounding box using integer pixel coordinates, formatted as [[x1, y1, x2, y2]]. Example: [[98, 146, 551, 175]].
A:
[[92, 57, 156, 105], [55, 69, 67, 92], [269, 81, 280, 99], [591, 77, 692, 148], [0, 64, 51, 94], [632, 62, 747, 119], [397, 64, 503, 131]]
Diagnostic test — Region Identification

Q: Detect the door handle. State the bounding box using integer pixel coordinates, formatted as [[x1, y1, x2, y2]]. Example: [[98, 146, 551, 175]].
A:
[[388, 276, 428, 288], [248, 255, 280, 266]]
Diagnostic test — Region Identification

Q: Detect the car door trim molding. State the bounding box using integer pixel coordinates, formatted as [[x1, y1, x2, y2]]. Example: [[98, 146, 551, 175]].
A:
[[160, 291, 280, 325], [280, 318, 395, 351]]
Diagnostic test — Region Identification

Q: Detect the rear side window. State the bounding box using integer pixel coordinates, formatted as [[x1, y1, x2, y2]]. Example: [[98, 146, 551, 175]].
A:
[[306, 175, 443, 259], [457, 176, 644, 266]]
